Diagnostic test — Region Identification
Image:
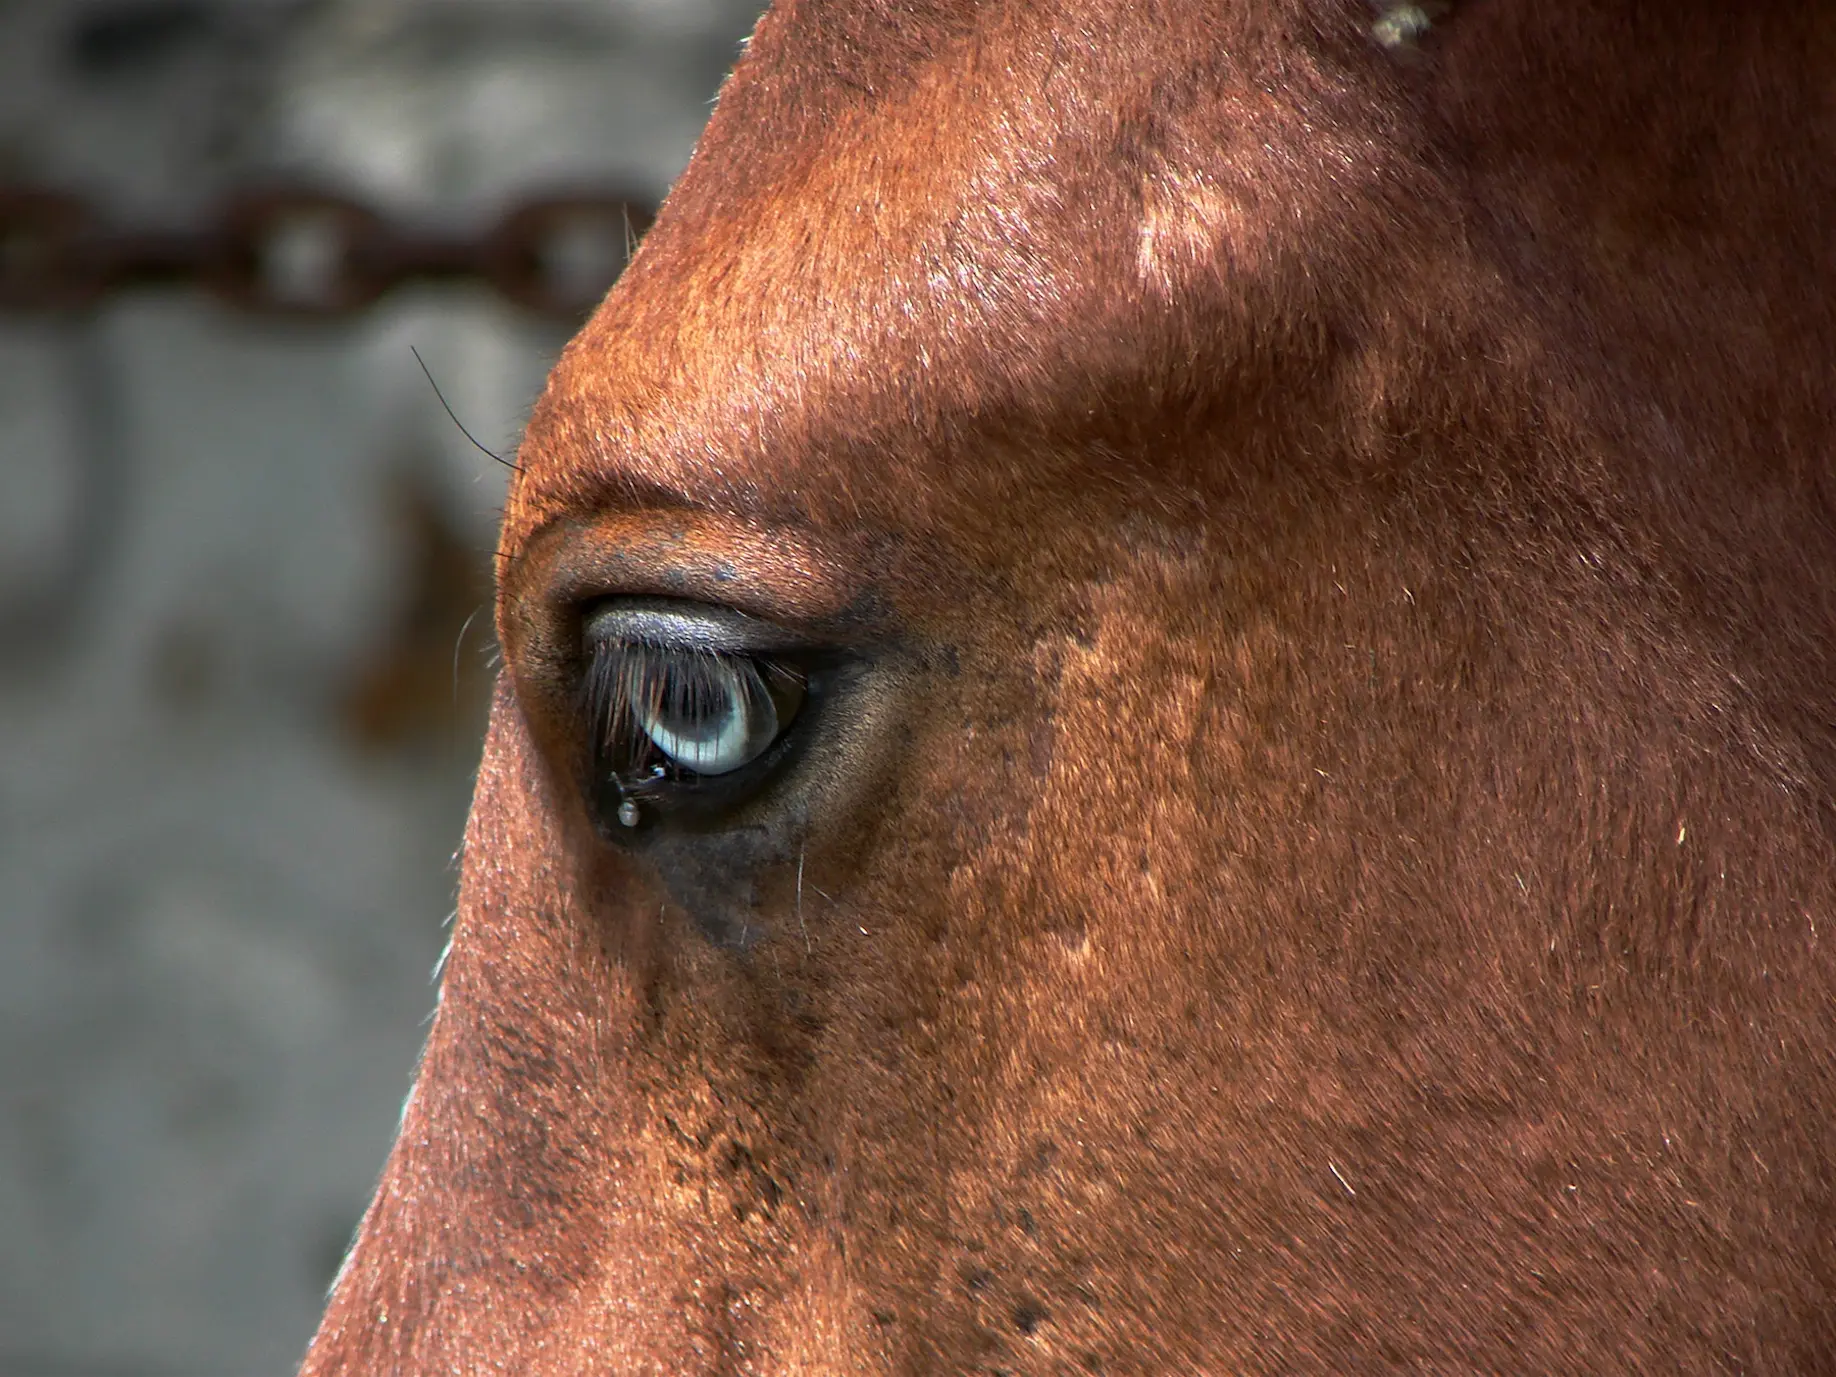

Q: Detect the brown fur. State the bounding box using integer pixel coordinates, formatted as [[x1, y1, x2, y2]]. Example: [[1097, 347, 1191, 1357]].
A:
[[301, 2, 1836, 1371]]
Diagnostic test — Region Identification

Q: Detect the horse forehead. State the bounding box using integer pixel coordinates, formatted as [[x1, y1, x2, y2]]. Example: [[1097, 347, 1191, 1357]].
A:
[[508, 5, 1400, 539]]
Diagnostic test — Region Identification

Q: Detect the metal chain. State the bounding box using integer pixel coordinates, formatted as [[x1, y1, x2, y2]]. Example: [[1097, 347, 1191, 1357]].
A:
[[0, 186, 656, 319]]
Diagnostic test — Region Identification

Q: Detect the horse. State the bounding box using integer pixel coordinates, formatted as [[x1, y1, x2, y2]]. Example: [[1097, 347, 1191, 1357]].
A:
[[299, 1, 1836, 1370]]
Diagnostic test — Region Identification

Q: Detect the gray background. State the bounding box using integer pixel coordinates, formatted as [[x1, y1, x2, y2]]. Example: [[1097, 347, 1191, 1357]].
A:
[[0, 1, 764, 1372]]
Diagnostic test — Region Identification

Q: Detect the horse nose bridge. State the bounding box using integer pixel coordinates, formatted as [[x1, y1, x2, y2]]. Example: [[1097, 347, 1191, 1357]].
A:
[[302, 681, 783, 1373]]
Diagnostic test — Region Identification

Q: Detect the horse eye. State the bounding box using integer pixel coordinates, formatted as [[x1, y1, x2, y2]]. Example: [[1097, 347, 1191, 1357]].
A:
[[582, 602, 810, 831], [606, 644, 805, 777], [630, 651, 795, 775]]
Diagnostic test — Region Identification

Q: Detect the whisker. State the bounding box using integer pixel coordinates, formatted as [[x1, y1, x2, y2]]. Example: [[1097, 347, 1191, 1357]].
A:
[[411, 346, 523, 473], [452, 604, 485, 705], [797, 847, 810, 955]]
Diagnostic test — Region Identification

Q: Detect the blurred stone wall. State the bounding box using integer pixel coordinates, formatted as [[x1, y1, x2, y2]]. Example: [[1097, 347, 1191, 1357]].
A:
[[0, 2, 763, 1372]]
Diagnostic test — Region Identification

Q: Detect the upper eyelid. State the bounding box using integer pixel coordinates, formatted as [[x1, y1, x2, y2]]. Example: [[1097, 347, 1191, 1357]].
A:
[[584, 598, 826, 655], [517, 511, 859, 634]]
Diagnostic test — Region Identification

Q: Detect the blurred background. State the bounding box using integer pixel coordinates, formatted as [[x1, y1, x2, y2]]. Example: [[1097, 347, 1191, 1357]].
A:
[[0, 0, 764, 1371]]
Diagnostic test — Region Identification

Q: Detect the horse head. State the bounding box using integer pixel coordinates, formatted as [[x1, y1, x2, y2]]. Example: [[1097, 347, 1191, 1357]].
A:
[[303, 2, 1836, 1369]]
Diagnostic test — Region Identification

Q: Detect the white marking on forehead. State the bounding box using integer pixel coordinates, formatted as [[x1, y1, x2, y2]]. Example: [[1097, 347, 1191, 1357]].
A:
[[1135, 169, 1248, 295], [1371, 2, 1447, 50]]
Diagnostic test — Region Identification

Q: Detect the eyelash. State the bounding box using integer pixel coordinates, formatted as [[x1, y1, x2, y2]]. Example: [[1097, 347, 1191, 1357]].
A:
[[584, 637, 808, 828]]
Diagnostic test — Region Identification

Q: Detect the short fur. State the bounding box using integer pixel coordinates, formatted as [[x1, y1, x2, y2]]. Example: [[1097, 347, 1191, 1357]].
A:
[[302, 2, 1836, 1372]]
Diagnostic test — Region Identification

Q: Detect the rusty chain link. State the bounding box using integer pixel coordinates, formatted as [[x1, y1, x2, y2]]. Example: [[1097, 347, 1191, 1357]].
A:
[[0, 186, 656, 319]]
